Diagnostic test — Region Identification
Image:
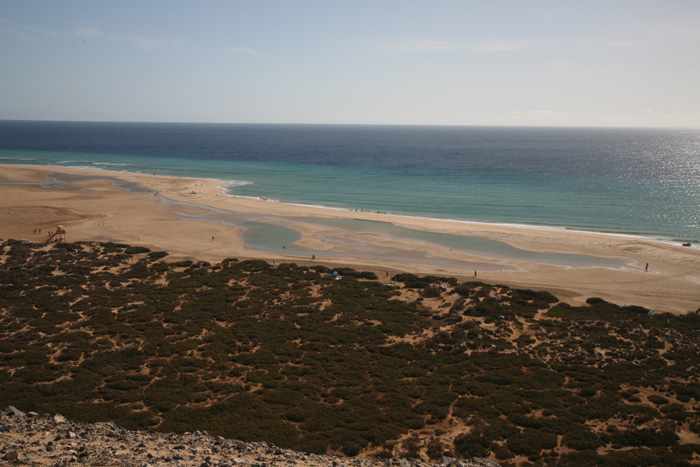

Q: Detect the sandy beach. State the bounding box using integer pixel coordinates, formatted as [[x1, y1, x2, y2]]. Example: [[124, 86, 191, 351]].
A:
[[1, 164, 698, 314]]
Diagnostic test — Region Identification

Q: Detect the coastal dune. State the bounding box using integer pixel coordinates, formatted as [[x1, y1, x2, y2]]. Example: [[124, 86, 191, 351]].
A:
[[1, 164, 698, 314]]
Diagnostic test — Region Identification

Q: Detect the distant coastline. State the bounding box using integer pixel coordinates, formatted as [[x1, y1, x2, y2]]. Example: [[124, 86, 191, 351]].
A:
[[1, 121, 698, 243], [15, 161, 697, 248]]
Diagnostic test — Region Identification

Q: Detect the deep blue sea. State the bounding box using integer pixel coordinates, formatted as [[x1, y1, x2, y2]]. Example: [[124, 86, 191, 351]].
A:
[[1, 120, 699, 243]]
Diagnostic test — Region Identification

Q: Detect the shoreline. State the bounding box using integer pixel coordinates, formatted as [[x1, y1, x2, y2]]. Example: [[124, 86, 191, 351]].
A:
[[226, 192, 659, 245], [1, 163, 699, 314], [8, 162, 658, 249], [8, 160, 696, 245]]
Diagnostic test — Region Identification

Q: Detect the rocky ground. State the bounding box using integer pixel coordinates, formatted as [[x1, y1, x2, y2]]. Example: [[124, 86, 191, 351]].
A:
[[0, 407, 500, 467]]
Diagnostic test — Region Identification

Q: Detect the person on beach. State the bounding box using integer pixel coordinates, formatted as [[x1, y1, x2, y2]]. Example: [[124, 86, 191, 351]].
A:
[[645, 263, 649, 272]]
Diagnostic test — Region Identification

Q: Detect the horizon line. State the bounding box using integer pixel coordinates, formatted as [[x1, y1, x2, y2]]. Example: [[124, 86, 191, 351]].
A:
[[1, 118, 698, 131]]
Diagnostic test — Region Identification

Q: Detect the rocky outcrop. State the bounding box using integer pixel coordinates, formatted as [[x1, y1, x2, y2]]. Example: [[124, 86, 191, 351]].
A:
[[0, 407, 500, 467]]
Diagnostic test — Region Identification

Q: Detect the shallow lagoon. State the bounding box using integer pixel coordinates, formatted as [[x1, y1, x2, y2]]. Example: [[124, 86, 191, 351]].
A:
[[7, 171, 635, 272]]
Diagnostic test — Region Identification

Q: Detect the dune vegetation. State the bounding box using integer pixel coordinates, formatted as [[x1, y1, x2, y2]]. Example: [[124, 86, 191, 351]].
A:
[[1, 239, 699, 465]]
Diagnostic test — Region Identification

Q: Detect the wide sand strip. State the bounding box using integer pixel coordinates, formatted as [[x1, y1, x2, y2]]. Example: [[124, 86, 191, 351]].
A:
[[1, 164, 698, 314]]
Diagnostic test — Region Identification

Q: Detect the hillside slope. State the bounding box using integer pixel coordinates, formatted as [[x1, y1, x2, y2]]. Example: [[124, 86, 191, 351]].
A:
[[0, 406, 498, 466], [1, 240, 699, 465]]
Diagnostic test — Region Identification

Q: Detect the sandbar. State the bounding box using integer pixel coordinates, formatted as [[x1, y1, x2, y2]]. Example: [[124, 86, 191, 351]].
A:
[[1, 164, 698, 314]]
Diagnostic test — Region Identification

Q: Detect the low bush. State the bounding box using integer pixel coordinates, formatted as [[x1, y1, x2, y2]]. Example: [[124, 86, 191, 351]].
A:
[[124, 246, 151, 254]]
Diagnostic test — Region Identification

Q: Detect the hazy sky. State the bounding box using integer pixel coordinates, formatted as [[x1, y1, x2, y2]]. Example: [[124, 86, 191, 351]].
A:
[[2, 1, 700, 127]]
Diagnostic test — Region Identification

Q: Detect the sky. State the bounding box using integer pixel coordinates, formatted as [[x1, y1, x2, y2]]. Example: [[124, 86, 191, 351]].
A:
[[2, 0, 700, 127]]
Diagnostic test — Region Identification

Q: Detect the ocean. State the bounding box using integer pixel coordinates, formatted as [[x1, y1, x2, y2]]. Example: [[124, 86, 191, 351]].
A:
[[0, 120, 698, 244]]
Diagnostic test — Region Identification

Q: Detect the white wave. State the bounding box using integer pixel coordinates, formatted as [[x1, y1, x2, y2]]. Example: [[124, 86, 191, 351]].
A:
[[92, 162, 132, 167], [227, 194, 282, 203], [55, 164, 109, 171], [222, 180, 253, 188]]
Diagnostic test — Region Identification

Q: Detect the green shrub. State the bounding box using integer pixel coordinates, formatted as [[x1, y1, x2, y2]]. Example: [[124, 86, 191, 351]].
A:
[[124, 246, 151, 254], [453, 432, 490, 458], [562, 426, 603, 450], [506, 428, 557, 458], [608, 428, 679, 447], [421, 285, 442, 298]]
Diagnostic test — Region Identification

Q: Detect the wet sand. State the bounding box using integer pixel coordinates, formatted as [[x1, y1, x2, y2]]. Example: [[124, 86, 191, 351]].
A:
[[1, 164, 698, 314]]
